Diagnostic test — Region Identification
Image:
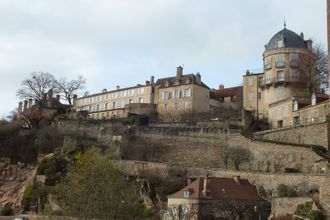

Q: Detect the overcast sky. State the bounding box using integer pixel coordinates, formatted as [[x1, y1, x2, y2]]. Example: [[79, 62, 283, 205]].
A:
[[0, 0, 327, 118]]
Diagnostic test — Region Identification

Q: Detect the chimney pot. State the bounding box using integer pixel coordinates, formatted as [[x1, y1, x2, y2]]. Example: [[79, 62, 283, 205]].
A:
[[116, 86, 120, 90], [219, 84, 225, 90], [177, 66, 183, 79]]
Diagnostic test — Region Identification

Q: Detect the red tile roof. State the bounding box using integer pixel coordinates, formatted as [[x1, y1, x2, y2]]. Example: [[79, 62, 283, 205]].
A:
[[168, 177, 264, 201]]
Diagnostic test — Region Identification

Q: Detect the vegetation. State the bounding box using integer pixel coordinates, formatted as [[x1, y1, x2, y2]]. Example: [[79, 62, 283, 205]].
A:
[[53, 148, 141, 219], [294, 202, 325, 220], [35, 127, 63, 154], [220, 145, 253, 170], [277, 184, 298, 197], [0, 204, 13, 216]]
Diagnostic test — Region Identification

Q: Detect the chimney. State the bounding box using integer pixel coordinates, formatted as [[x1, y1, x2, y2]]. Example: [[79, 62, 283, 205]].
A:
[[23, 100, 28, 111], [151, 76, 155, 85], [202, 176, 211, 198], [56, 95, 60, 101], [116, 86, 120, 90], [300, 32, 304, 40], [246, 70, 250, 75], [28, 99, 33, 109], [177, 66, 183, 79], [233, 176, 241, 184], [18, 102, 23, 113], [219, 84, 225, 90], [47, 89, 53, 108], [196, 72, 201, 85], [145, 80, 150, 85], [102, 88, 107, 93], [73, 94, 78, 108]]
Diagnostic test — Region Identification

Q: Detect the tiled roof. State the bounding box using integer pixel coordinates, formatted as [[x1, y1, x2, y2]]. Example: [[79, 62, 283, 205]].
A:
[[210, 86, 243, 100], [168, 177, 264, 201]]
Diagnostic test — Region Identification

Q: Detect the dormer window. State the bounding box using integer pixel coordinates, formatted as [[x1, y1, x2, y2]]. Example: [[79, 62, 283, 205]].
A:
[[184, 190, 192, 198], [277, 38, 284, 48], [165, 81, 169, 87], [185, 79, 190, 84], [174, 79, 179, 86]]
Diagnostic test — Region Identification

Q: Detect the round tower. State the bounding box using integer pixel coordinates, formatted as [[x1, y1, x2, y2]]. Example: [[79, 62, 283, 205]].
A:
[[261, 26, 317, 118]]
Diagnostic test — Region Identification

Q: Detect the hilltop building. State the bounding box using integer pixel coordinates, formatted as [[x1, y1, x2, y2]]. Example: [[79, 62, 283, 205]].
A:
[[73, 77, 155, 119], [210, 85, 243, 109], [243, 25, 329, 128], [154, 66, 211, 121]]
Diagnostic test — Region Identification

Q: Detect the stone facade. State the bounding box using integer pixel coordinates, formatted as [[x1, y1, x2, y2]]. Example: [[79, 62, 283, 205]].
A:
[[243, 27, 320, 129], [74, 79, 155, 119]]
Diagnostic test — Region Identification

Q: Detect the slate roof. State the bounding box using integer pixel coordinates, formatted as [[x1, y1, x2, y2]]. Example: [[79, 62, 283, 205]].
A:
[[155, 74, 209, 89], [265, 28, 307, 51], [168, 177, 264, 201]]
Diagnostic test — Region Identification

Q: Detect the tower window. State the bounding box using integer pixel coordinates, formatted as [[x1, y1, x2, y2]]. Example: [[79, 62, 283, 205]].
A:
[[277, 38, 284, 48]]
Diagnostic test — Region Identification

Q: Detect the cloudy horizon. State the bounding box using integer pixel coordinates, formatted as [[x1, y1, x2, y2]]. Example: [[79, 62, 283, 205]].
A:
[[0, 0, 327, 118]]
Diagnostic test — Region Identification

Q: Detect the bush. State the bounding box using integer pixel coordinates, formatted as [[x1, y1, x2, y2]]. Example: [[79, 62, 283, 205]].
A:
[[295, 202, 325, 220], [0, 204, 13, 216], [35, 127, 63, 154], [277, 184, 297, 197]]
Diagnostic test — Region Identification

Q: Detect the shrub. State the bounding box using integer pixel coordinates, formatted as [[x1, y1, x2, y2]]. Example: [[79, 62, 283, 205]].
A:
[[35, 127, 63, 154], [0, 204, 13, 216], [277, 184, 297, 197], [295, 202, 325, 220]]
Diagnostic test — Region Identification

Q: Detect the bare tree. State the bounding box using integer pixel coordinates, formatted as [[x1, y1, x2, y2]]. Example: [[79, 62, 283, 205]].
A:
[[16, 72, 57, 108], [312, 43, 328, 93], [229, 147, 252, 170], [220, 145, 230, 169], [55, 75, 86, 106]]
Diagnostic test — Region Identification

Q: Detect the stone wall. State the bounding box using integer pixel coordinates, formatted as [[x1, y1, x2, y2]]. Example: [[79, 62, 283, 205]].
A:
[[130, 132, 323, 173], [112, 159, 329, 203], [253, 122, 328, 148], [271, 197, 312, 217]]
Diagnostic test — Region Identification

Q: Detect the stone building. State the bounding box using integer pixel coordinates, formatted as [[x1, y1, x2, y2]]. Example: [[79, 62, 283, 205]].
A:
[[243, 25, 321, 128], [210, 85, 243, 109], [154, 66, 211, 121], [166, 176, 270, 220], [73, 77, 155, 119]]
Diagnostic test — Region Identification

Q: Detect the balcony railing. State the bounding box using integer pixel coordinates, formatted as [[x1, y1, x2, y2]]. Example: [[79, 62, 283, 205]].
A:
[[275, 61, 285, 68], [259, 76, 300, 86]]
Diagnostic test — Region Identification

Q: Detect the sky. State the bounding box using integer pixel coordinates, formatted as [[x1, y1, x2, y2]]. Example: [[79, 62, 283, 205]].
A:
[[0, 0, 327, 118]]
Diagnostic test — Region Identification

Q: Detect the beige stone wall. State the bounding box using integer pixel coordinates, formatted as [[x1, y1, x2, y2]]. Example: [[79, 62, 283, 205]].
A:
[[271, 197, 312, 217], [156, 84, 210, 119], [243, 74, 264, 119], [75, 84, 153, 119]]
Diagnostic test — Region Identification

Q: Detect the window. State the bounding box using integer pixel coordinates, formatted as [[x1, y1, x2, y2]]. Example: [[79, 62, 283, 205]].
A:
[[162, 91, 170, 100], [293, 100, 298, 111], [111, 92, 117, 99], [138, 97, 144, 103], [112, 102, 116, 109], [290, 54, 299, 66], [248, 92, 255, 101], [258, 92, 262, 99], [164, 103, 168, 110], [165, 81, 169, 87], [184, 102, 189, 109], [89, 97, 92, 103], [173, 90, 180, 99], [183, 89, 191, 97], [277, 38, 284, 48], [275, 54, 285, 68], [277, 86, 284, 98], [89, 106, 92, 112], [290, 69, 299, 81], [105, 103, 108, 110], [293, 116, 300, 125], [121, 100, 126, 107], [121, 91, 126, 97], [96, 105, 100, 111], [277, 70, 284, 81], [185, 79, 190, 84], [96, 96, 100, 101], [82, 98, 85, 103], [128, 99, 133, 104], [277, 120, 283, 128], [183, 191, 191, 198], [265, 71, 272, 83], [138, 87, 144, 94], [105, 94, 109, 100], [174, 79, 179, 86]]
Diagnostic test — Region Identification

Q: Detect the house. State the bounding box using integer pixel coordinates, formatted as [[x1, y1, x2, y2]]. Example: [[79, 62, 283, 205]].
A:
[[166, 176, 270, 220], [154, 66, 211, 121], [210, 85, 243, 109]]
